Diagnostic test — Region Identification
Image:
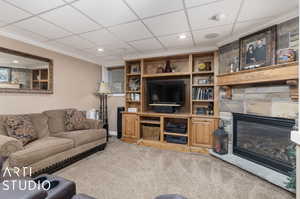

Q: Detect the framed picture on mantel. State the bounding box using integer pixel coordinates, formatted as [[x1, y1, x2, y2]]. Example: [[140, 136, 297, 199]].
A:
[[239, 26, 277, 70]]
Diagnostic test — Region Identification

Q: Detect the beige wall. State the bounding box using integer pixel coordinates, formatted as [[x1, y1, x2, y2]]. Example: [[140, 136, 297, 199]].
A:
[[0, 35, 101, 114], [107, 96, 125, 132]]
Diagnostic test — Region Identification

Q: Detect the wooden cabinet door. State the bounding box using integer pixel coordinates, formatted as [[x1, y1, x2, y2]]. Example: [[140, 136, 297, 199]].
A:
[[122, 114, 139, 139], [191, 119, 217, 148]]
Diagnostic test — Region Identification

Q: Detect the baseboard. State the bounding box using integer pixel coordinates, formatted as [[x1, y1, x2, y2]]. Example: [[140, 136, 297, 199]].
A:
[[109, 130, 117, 136]]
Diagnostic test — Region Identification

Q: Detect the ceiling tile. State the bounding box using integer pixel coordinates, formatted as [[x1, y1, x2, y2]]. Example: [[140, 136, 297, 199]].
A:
[[143, 11, 189, 36], [129, 38, 163, 51], [72, 0, 137, 27], [40, 5, 100, 33], [158, 32, 194, 48], [188, 0, 242, 30], [238, 0, 298, 22], [15, 17, 71, 39], [126, 0, 183, 18], [0, 25, 49, 41], [193, 25, 232, 45], [108, 21, 152, 42], [185, 0, 222, 8], [55, 36, 95, 49], [0, 1, 31, 24], [80, 29, 120, 45], [8, 0, 65, 14]]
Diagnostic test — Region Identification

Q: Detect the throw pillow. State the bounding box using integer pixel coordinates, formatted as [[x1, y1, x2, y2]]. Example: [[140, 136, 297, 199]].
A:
[[5, 115, 37, 146], [65, 110, 89, 131]]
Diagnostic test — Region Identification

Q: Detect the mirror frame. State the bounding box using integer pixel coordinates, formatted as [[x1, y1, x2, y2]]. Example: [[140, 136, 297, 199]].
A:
[[0, 47, 53, 94]]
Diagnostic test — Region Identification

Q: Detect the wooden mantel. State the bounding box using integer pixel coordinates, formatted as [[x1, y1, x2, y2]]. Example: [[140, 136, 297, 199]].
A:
[[216, 62, 299, 101]]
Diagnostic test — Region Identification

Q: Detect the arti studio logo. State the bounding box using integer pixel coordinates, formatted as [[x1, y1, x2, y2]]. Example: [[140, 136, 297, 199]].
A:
[[2, 167, 51, 191]]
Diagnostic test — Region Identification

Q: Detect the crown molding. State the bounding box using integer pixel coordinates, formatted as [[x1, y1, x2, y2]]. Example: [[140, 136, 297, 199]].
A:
[[0, 30, 101, 65], [217, 10, 299, 47], [123, 46, 217, 60]]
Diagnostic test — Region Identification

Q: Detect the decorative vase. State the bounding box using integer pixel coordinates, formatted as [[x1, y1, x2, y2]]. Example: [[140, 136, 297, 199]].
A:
[[165, 60, 172, 73]]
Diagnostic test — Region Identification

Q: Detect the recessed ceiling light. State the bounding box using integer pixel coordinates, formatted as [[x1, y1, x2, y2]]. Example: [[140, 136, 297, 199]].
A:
[[211, 13, 226, 21], [12, 60, 19, 63], [205, 33, 219, 39], [179, 34, 187, 39], [97, 48, 104, 52]]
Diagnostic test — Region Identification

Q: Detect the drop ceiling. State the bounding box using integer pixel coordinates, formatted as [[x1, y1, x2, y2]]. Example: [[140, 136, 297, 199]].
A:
[[0, 0, 298, 65]]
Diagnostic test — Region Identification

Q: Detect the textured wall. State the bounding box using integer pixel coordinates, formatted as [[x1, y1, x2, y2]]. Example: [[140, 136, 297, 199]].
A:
[[0, 35, 101, 114], [220, 85, 298, 119]]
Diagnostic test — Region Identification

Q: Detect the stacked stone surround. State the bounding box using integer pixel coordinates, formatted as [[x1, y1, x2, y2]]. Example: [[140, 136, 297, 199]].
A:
[[220, 85, 298, 119]]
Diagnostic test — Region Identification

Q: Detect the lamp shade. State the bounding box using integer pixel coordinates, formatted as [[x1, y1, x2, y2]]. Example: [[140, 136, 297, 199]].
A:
[[97, 82, 111, 94]]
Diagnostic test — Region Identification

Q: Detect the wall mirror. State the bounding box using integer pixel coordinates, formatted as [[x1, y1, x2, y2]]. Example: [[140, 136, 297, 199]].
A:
[[0, 47, 53, 94]]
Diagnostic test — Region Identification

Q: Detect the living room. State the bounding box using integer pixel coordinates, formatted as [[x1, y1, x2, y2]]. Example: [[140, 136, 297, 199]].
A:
[[0, 0, 299, 199]]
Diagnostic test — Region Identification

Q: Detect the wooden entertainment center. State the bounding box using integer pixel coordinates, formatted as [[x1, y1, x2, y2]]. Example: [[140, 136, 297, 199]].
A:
[[122, 51, 220, 153]]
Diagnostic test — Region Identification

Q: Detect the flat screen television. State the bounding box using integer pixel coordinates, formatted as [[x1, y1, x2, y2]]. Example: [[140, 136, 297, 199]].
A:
[[148, 79, 185, 106]]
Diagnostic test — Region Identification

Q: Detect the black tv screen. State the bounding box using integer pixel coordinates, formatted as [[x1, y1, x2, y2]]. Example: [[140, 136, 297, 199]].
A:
[[148, 80, 185, 105]]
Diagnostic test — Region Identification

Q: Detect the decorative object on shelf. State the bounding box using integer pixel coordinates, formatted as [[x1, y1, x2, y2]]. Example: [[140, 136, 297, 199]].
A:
[[164, 60, 172, 73], [128, 107, 137, 112], [171, 63, 177, 72], [196, 61, 212, 72], [130, 64, 140, 74], [213, 121, 228, 155], [96, 81, 111, 141], [156, 66, 164, 73], [0, 67, 11, 83], [129, 93, 140, 101], [196, 107, 207, 115], [277, 48, 296, 63], [128, 78, 140, 91], [240, 26, 277, 70]]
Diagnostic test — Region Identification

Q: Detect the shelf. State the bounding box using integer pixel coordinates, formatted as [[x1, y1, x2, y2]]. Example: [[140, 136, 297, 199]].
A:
[[192, 100, 214, 102], [127, 73, 141, 76], [126, 91, 140, 93], [140, 120, 161, 125], [126, 101, 140, 103], [33, 80, 48, 83], [217, 62, 298, 101], [142, 72, 190, 78], [164, 132, 188, 137], [192, 84, 214, 87], [192, 71, 214, 75], [163, 141, 187, 146]]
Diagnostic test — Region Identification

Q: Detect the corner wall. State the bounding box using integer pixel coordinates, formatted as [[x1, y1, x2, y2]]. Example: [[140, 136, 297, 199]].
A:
[[0, 35, 101, 114]]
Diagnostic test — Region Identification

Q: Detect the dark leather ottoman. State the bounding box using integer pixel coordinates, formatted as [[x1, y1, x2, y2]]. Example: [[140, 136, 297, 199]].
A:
[[72, 194, 96, 199], [33, 174, 76, 199], [155, 194, 187, 199], [0, 179, 48, 199]]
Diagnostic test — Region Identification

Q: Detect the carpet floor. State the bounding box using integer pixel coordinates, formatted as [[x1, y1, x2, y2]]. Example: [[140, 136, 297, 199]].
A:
[[56, 138, 295, 199]]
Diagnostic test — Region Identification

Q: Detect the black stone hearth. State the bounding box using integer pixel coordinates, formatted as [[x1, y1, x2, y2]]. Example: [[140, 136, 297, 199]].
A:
[[233, 113, 295, 175]]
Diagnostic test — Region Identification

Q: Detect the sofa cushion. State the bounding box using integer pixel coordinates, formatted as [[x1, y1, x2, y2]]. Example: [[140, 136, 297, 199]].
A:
[[43, 109, 73, 134], [54, 129, 106, 147], [5, 115, 38, 146], [29, 113, 50, 138], [65, 109, 89, 131], [9, 137, 74, 167]]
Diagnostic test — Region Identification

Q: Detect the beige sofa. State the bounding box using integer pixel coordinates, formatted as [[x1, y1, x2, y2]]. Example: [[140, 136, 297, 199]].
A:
[[0, 109, 106, 175]]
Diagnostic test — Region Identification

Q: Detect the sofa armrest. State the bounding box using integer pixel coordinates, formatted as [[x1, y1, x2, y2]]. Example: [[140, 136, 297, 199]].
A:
[[86, 119, 103, 129], [0, 135, 23, 157]]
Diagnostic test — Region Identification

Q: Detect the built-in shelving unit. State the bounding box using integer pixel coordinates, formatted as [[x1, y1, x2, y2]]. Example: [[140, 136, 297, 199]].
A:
[[122, 52, 220, 153]]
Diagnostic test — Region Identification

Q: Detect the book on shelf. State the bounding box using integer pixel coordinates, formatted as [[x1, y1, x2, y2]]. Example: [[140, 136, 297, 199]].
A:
[[192, 87, 213, 100]]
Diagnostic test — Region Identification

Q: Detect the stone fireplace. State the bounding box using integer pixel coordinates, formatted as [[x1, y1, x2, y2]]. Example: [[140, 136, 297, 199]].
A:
[[210, 84, 298, 191], [232, 113, 295, 175]]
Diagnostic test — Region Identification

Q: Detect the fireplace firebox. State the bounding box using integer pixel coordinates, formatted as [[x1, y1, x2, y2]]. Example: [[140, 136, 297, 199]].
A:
[[233, 113, 295, 175]]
